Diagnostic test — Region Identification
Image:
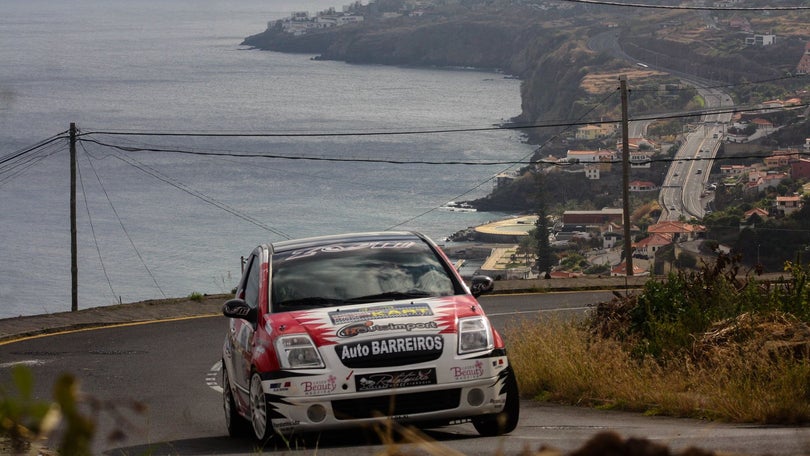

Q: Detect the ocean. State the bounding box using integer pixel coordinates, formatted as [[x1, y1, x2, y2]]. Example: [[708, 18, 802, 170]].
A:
[[0, 0, 533, 318]]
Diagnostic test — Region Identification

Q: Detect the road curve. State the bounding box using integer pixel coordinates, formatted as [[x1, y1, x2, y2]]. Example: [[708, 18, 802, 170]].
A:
[[1, 292, 809, 456]]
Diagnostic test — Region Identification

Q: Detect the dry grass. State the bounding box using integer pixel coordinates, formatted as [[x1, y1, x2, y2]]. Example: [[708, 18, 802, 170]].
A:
[[505, 316, 810, 424], [580, 68, 665, 95]]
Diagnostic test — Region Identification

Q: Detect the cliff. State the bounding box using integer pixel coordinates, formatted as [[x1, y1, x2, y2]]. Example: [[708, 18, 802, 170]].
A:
[[242, 4, 604, 141], [244, 2, 808, 138]]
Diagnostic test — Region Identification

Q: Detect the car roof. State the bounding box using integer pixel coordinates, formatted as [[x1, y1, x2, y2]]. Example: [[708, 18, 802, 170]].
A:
[[270, 231, 425, 253]]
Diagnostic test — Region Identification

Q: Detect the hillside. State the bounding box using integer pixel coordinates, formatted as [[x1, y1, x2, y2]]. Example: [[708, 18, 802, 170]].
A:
[[242, 1, 809, 145]]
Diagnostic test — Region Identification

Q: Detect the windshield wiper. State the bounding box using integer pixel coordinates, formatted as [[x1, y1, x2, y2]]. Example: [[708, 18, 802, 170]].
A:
[[276, 296, 345, 310], [344, 290, 432, 304]]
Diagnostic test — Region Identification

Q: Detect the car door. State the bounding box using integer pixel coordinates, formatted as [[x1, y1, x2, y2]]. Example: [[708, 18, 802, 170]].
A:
[[230, 250, 262, 401]]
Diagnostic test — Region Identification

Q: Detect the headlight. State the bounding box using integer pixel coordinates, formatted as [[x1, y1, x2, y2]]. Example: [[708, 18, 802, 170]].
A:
[[275, 334, 325, 369], [457, 316, 494, 354]]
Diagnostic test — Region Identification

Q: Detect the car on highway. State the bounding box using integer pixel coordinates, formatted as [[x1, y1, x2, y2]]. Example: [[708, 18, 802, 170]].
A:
[[221, 231, 519, 442]]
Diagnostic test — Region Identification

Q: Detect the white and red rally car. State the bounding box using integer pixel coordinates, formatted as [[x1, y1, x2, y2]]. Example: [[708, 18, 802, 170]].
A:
[[221, 231, 519, 442]]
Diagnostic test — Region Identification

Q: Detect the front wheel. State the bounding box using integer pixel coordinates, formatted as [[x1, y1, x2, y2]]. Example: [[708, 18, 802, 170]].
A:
[[249, 372, 275, 442], [472, 366, 520, 436]]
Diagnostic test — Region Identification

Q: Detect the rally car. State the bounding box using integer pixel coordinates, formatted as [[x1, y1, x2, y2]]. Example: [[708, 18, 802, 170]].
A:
[[221, 231, 519, 442]]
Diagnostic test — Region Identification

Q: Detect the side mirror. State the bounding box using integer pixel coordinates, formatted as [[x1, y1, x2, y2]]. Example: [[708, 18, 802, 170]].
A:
[[222, 298, 257, 324], [470, 275, 494, 297]]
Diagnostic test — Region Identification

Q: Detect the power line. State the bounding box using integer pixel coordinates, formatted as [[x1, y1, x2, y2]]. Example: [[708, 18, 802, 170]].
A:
[[75, 103, 808, 168], [80, 140, 168, 298], [76, 144, 118, 301], [0, 140, 65, 188], [83, 144, 293, 239], [0, 133, 68, 167], [387, 88, 621, 230], [556, 0, 810, 10], [77, 101, 808, 146]]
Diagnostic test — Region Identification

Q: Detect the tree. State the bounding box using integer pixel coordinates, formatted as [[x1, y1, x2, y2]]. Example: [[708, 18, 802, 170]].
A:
[[533, 172, 556, 276]]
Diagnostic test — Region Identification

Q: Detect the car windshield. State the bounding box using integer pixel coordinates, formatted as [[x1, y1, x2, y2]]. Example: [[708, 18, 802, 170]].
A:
[[271, 240, 458, 312]]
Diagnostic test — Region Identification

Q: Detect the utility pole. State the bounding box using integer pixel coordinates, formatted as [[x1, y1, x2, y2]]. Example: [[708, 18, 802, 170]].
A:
[[70, 123, 78, 311], [620, 76, 633, 276]]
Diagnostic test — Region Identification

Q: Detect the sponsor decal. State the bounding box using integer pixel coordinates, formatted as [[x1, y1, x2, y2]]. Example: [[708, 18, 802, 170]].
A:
[[337, 335, 444, 362], [337, 320, 438, 338], [300, 375, 337, 396], [286, 241, 416, 261], [274, 419, 301, 429], [450, 361, 485, 380], [356, 368, 437, 392], [329, 303, 433, 325], [268, 381, 291, 392]]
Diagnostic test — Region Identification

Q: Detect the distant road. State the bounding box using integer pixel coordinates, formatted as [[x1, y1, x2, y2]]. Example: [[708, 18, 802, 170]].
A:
[[588, 29, 733, 221]]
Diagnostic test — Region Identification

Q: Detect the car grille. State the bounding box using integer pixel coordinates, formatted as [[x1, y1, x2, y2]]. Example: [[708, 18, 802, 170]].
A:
[[332, 389, 461, 420], [338, 351, 442, 368], [334, 336, 445, 368]]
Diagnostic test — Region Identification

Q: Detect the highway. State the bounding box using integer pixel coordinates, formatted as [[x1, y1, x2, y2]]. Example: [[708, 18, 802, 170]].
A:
[[588, 28, 734, 222], [660, 84, 733, 221], [3, 291, 810, 455]]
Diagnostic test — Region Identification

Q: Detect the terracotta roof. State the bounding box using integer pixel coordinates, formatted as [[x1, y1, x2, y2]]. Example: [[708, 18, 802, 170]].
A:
[[647, 221, 706, 234], [777, 195, 801, 202], [611, 261, 647, 276], [743, 207, 769, 219], [633, 233, 672, 248]]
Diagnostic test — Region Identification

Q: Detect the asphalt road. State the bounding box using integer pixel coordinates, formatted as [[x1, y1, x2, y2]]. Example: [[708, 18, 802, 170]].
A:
[[2, 292, 810, 455]]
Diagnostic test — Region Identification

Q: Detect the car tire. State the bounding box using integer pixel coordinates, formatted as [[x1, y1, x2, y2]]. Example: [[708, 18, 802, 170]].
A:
[[223, 367, 250, 437], [472, 366, 520, 436], [249, 372, 275, 442]]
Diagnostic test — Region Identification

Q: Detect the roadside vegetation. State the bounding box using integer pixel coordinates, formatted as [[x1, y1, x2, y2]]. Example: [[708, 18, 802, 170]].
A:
[[506, 253, 810, 424]]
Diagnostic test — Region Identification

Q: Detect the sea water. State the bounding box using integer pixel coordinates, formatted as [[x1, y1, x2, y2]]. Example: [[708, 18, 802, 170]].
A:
[[0, 0, 533, 318]]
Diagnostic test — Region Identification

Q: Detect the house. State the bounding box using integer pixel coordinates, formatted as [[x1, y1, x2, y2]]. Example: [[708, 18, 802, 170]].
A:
[[277, 11, 364, 35], [791, 158, 810, 180], [751, 118, 774, 133], [740, 208, 769, 231], [549, 271, 583, 279], [764, 149, 799, 169], [584, 163, 601, 180], [565, 149, 615, 163], [744, 172, 788, 194], [611, 261, 648, 277], [776, 195, 803, 216], [602, 231, 622, 249], [616, 138, 656, 152], [632, 233, 672, 258], [745, 34, 776, 46], [575, 124, 612, 140], [647, 221, 706, 242], [762, 172, 788, 190], [494, 171, 518, 189], [562, 208, 624, 227], [629, 150, 654, 168], [720, 164, 749, 175], [629, 180, 657, 192]]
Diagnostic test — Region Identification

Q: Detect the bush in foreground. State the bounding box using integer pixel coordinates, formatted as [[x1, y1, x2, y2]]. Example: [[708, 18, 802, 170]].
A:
[[506, 254, 810, 424]]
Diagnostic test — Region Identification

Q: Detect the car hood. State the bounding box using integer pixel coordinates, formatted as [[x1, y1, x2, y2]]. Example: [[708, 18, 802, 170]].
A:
[[274, 295, 485, 347]]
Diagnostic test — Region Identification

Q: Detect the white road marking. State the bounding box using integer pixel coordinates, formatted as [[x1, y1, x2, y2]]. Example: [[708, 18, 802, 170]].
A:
[[207, 360, 223, 393], [488, 306, 592, 316], [0, 359, 48, 368]]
